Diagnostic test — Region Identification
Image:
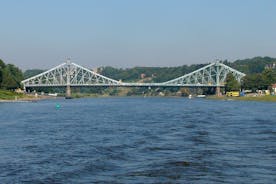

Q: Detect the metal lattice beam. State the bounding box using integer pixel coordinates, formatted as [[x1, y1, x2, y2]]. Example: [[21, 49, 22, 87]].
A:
[[162, 62, 246, 87], [21, 60, 120, 88], [21, 60, 246, 88]]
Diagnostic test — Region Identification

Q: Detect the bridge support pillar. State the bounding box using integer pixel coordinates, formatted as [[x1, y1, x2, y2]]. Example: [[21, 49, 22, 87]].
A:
[[66, 85, 72, 99], [216, 86, 221, 96]]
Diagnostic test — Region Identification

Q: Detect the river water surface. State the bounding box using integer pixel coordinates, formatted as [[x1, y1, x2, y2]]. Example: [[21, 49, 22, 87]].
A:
[[0, 97, 275, 183]]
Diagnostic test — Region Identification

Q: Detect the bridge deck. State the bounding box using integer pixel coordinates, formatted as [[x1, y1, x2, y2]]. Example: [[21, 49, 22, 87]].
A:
[[24, 83, 222, 88]]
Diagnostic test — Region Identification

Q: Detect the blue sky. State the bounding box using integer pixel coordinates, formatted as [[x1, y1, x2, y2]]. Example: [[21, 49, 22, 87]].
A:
[[0, 0, 276, 69]]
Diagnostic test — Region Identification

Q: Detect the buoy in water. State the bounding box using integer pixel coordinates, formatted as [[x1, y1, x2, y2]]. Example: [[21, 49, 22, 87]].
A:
[[56, 103, 61, 109]]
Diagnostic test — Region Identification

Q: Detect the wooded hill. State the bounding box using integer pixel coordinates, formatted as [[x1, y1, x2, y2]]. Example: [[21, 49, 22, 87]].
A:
[[23, 56, 276, 83], [1, 56, 275, 92], [98, 57, 276, 90]]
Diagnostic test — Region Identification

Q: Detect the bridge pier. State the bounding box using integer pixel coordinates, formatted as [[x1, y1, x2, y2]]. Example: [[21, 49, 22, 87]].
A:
[[65, 85, 72, 99], [216, 86, 221, 96]]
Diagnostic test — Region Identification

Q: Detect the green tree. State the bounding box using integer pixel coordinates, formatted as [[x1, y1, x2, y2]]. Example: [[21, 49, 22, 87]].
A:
[[0, 60, 23, 89], [242, 69, 276, 91], [0, 59, 5, 87], [261, 69, 276, 89], [242, 74, 262, 91], [225, 73, 241, 92]]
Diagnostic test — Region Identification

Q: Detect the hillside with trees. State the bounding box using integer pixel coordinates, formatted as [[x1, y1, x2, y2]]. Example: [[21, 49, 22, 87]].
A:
[[98, 64, 207, 83], [0, 56, 275, 97], [223, 56, 276, 74], [24, 69, 45, 79], [22, 56, 276, 95], [0, 59, 23, 90], [98, 57, 276, 84]]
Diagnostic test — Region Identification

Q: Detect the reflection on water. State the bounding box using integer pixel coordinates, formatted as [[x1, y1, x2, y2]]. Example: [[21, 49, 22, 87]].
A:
[[0, 98, 275, 183]]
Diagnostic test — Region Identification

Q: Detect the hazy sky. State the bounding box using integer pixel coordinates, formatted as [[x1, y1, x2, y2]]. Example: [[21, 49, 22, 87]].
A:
[[0, 0, 276, 70]]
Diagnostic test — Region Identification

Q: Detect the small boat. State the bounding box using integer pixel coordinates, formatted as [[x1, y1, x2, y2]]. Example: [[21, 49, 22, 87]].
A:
[[48, 93, 58, 97], [196, 95, 206, 98], [188, 94, 192, 99]]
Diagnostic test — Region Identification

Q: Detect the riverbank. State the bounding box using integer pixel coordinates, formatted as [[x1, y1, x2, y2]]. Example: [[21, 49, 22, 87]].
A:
[[208, 95, 276, 102], [3, 89, 276, 102], [60, 93, 276, 102], [0, 90, 56, 102]]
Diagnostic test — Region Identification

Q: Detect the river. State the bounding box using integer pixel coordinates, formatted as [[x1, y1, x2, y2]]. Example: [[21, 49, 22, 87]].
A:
[[0, 97, 275, 183]]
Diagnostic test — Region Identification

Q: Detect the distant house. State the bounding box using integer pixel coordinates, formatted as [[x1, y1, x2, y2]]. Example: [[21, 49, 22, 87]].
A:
[[265, 63, 276, 69], [15, 88, 24, 94], [92, 68, 98, 73], [272, 83, 276, 93], [140, 73, 146, 79]]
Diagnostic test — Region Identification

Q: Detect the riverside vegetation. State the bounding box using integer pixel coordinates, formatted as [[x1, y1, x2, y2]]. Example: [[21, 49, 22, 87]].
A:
[[0, 59, 30, 101], [1, 57, 276, 101]]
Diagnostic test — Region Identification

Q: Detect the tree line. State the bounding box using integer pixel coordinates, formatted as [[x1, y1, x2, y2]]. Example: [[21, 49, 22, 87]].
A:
[[0, 59, 23, 90], [241, 69, 276, 91], [1, 56, 276, 93], [100, 57, 276, 92]]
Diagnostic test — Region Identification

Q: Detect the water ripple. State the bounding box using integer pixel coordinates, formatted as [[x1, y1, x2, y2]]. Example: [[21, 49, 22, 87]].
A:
[[0, 98, 275, 183]]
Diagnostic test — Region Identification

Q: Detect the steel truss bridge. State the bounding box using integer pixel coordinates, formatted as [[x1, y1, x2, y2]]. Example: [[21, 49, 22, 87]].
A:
[[21, 60, 245, 97]]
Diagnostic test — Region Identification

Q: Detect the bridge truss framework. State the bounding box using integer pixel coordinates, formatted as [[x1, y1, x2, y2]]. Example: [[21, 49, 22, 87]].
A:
[[21, 60, 246, 97]]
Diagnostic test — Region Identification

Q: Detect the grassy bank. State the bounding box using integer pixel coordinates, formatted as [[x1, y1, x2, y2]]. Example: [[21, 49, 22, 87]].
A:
[[0, 89, 39, 101], [0, 90, 25, 100], [208, 95, 276, 102]]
